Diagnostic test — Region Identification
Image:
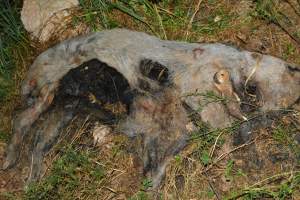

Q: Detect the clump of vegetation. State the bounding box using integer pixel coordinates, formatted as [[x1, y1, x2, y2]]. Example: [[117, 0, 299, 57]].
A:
[[0, 0, 30, 102], [24, 146, 105, 200], [254, 0, 300, 48], [226, 171, 300, 200], [128, 179, 154, 200], [76, 0, 116, 30], [272, 123, 300, 163], [0, 0, 34, 142]]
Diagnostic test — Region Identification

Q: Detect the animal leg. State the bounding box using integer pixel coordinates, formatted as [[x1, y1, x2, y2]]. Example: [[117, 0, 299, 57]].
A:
[[27, 106, 74, 182], [3, 84, 56, 169], [143, 135, 188, 189]]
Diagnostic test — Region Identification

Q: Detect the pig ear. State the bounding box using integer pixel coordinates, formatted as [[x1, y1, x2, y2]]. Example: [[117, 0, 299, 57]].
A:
[[213, 72, 221, 84]]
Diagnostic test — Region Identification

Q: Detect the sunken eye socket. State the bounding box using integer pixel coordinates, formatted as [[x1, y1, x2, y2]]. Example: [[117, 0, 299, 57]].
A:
[[220, 74, 224, 76]]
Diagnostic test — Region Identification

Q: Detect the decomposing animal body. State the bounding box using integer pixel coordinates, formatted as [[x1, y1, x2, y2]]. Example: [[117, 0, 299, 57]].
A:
[[3, 29, 300, 188]]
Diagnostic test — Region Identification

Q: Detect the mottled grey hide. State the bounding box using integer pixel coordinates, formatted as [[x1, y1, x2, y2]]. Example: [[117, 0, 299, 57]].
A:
[[4, 29, 300, 187], [22, 29, 299, 114]]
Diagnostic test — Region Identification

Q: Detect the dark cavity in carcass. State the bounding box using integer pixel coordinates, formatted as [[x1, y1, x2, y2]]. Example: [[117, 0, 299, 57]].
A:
[[54, 59, 135, 119], [139, 59, 170, 85]]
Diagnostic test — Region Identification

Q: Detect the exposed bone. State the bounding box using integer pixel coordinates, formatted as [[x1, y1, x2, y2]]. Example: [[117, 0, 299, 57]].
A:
[[4, 29, 300, 188]]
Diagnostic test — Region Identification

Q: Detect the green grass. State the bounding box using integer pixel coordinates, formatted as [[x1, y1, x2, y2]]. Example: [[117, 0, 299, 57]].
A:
[[226, 171, 300, 200], [24, 146, 106, 200], [198, 188, 215, 199], [224, 159, 234, 182], [253, 0, 300, 48], [0, 192, 17, 200], [77, 0, 157, 33], [272, 123, 300, 163], [189, 119, 238, 166], [192, 6, 235, 36], [223, 121, 300, 200], [128, 191, 150, 200], [77, 0, 236, 41], [128, 178, 155, 200], [0, 0, 30, 102], [183, 90, 228, 116], [76, 0, 118, 31], [0, 131, 9, 142], [282, 43, 296, 60], [254, 0, 279, 22]]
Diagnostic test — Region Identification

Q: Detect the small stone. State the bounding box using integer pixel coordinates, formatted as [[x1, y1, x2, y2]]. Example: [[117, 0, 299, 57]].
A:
[[92, 123, 112, 145], [21, 0, 80, 41], [214, 16, 221, 22]]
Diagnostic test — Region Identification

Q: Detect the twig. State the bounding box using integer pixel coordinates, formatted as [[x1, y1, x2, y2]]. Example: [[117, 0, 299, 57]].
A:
[[157, 7, 178, 18], [201, 139, 255, 173], [284, 0, 300, 17], [273, 20, 300, 49], [249, 171, 299, 188], [244, 54, 262, 97], [111, 2, 158, 37], [204, 170, 221, 200], [28, 153, 34, 181], [71, 115, 90, 145], [185, 0, 203, 40], [104, 186, 118, 194], [227, 171, 300, 200], [240, 101, 258, 108], [154, 4, 167, 40], [209, 131, 224, 157], [93, 160, 125, 173], [216, 139, 255, 161]]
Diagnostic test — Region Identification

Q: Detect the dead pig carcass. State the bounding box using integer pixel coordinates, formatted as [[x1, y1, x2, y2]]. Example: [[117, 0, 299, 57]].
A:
[[3, 29, 300, 187]]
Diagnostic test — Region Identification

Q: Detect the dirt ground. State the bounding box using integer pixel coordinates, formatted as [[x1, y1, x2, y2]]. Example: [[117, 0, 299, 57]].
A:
[[0, 0, 300, 199]]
